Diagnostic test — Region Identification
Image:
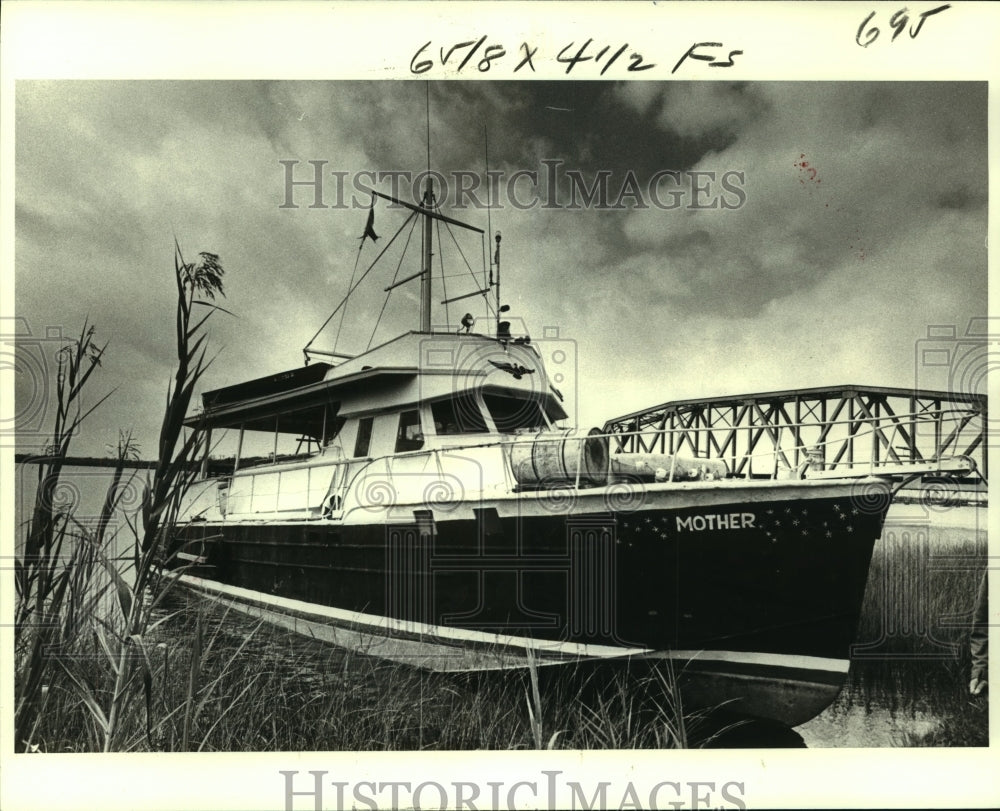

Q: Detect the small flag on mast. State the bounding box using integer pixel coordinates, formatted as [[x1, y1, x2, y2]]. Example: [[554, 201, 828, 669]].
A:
[[360, 203, 379, 245]]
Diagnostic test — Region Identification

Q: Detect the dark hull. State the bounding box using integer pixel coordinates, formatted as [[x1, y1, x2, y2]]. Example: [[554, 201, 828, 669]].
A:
[[171, 485, 886, 725]]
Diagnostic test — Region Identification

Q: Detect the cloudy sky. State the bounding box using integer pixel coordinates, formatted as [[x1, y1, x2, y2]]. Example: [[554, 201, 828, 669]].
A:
[[14, 81, 987, 456]]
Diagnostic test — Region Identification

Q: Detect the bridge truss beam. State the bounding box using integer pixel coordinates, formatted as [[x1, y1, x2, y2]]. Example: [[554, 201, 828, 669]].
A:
[[603, 385, 987, 483]]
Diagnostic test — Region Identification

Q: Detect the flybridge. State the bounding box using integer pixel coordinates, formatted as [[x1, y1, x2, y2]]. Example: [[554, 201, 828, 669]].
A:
[[188, 331, 565, 428], [183, 329, 569, 480]]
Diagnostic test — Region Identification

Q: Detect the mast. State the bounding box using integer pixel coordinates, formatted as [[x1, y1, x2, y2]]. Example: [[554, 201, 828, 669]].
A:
[[420, 178, 433, 332]]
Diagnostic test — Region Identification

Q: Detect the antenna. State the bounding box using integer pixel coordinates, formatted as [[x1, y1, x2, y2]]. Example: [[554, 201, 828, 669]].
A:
[[494, 231, 502, 336], [485, 126, 502, 338], [425, 82, 431, 178], [421, 86, 433, 333], [485, 126, 493, 294]]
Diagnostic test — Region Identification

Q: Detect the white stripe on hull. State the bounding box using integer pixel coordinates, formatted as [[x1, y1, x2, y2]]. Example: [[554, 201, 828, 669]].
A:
[[172, 572, 849, 676], [174, 572, 647, 662]]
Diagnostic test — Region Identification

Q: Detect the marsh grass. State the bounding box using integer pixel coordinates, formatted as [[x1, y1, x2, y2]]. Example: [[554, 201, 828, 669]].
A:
[[14, 248, 229, 753], [838, 520, 988, 746]]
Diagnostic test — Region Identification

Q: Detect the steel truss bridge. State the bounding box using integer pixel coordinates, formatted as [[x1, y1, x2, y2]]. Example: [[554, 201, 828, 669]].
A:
[[603, 385, 987, 485]]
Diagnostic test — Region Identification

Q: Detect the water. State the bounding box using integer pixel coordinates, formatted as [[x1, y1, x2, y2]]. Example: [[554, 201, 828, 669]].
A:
[[14, 462, 151, 559], [798, 700, 944, 747]]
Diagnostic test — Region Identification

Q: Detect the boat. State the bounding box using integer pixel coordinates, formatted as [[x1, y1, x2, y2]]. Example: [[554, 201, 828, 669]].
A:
[[169, 175, 976, 730]]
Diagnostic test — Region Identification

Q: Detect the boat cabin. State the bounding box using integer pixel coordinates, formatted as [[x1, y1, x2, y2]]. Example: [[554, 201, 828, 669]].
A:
[[184, 330, 568, 486]]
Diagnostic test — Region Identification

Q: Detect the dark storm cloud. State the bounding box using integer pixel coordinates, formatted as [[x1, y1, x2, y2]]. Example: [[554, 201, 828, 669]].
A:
[[605, 82, 987, 320]]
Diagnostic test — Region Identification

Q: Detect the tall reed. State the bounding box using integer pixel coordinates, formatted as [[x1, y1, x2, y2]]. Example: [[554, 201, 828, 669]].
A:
[[14, 321, 111, 752], [14, 247, 231, 753]]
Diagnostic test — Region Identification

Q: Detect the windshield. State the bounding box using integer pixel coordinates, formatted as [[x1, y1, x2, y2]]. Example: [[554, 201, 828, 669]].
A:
[[483, 393, 548, 433]]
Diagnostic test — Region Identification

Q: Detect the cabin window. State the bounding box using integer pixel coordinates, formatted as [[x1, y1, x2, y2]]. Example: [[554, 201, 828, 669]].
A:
[[483, 393, 547, 433], [395, 410, 425, 452], [354, 416, 374, 457], [431, 397, 488, 435]]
